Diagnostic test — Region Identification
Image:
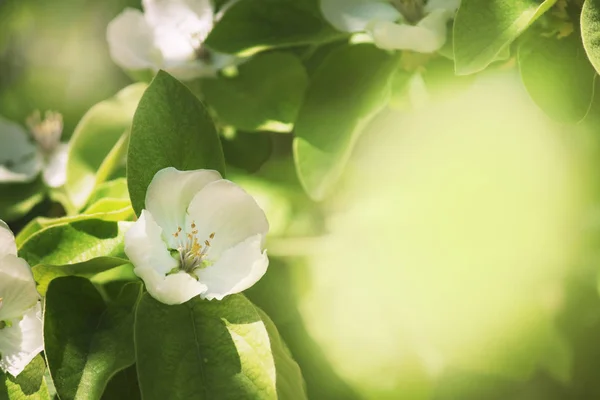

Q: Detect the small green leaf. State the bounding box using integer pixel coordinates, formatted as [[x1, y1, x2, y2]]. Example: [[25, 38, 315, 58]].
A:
[[293, 43, 398, 200], [16, 205, 132, 248], [518, 34, 596, 122], [94, 132, 129, 188], [582, 0, 600, 74], [128, 71, 225, 216], [134, 293, 277, 400], [202, 52, 308, 132], [44, 277, 142, 400], [18, 219, 132, 266], [32, 257, 130, 296], [0, 355, 49, 400], [453, 0, 557, 75], [0, 179, 45, 222], [254, 307, 307, 400], [205, 0, 340, 56], [86, 179, 130, 206], [66, 83, 147, 210], [82, 199, 133, 217], [222, 131, 273, 173]]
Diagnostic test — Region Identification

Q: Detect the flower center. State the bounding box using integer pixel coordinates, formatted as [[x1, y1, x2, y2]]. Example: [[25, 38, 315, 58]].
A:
[[190, 32, 212, 62], [391, 0, 425, 24], [170, 221, 216, 279], [26, 110, 63, 155]]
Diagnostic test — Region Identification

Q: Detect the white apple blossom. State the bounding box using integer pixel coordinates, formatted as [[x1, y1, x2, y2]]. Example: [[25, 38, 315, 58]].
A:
[[0, 111, 68, 188], [124, 167, 269, 305], [320, 0, 461, 53], [0, 220, 44, 377], [106, 0, 235, 81]]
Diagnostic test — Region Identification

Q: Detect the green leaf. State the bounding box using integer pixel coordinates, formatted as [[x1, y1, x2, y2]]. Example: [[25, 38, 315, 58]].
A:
[[254, 307, 307, 400], [202, 52, 308, 132], [582, 0, 600, 75], [0, 356, 49, 400], [453, 0, 557, 75], [83, 199, 133, 217], [44, 277, 142, 400], [16, 205, 132, 248], [66, 83, 147, 210], [128, 71, 225, 216], [33, 257, 129, 296], [205, 0, 340, 56], [94, 132, 130, 188], [293, 44, 398, 200], [222, 131, 273, 173], [134, 293, 277, 400], [86, 178, 130, 206], [0, 179, 45, 222], [100, 366, 140, 400], [18, 219, 132, 266], [518, 34, 596, 122]]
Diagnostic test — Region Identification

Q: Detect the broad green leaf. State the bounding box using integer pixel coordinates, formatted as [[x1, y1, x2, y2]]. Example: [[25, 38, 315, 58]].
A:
[[293, 44, 398, 200], [453, 0, 557, 75], [254, 307, 307, 400], [83, 199, 132, 216], [87, 179, 130, 206], [66, 83, 146, 210], [94, 132, 129, 187], [44, 277, 142, 400], [202, 52, 308, 132], [222, 132, 273, 173], [134, 293, 277, 400], [90, 264, 138, 288], [128, 71, 225, 216], [0, 356, 49, 400], [0, 179, 45, 222], [518, 34, 596, 122], [33, 257, 129, 296], [582, 0, 600, 74], [100, 366, 140, 400], [205, 0, 340, 56], [18, 219, 132, 266], [16, 205, 132, 248]]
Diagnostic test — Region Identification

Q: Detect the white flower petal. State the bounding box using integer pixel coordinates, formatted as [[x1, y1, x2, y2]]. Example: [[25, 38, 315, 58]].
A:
[[320, 0, 401, 33], [145, 167, 222, 245], [143, 0, 214, 63], [134, 267, 207, 305], [0, 116, 41, 183], [369, 9, 449, 52], [424, 0, 461, 14], [152, 25, 199, 64], [143, 0, 214, 33], [187, 179, 269, 257], [43, 142, 68, 188], [0, 220, 17, 257], [0, 255, 38, 322], [125, 210, 177, 277], [198, 234, 268, 301], [107, 8, 161, 71], [0, 303, 43, 377]]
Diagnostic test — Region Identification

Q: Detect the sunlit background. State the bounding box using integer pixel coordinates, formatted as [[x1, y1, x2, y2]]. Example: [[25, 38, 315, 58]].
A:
[[3, 0, 600, 399]]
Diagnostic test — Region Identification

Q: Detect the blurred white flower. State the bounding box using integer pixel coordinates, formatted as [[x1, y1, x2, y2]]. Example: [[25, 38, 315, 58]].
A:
[[0, 220, 44, 377], [0, 111, 68, 188], [321, 0, 461, 53], [124, 167, 269, 305], [107, 0, 235, 81]]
